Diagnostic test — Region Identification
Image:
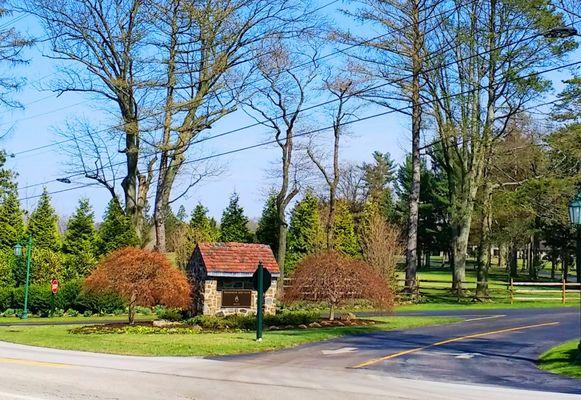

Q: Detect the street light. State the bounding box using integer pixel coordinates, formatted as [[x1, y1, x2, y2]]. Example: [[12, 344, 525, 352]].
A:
[[13, 235, 32, 320], [568, 191, 581, 357]]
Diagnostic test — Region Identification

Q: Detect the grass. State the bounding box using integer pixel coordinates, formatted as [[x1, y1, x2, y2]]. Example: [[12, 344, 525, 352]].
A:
[[394, 263, 579, 308], [538, 340, 581, 379], [0, 315, 459, 357], [0, 314, 155, 324]]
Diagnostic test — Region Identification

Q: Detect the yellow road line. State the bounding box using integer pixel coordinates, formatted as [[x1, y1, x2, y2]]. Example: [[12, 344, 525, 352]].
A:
[[353, 321, 559, 368], [0, 357, 70, 368]]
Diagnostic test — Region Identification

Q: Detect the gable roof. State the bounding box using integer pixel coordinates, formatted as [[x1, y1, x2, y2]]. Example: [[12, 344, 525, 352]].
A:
[[196, 242, 280, 276]]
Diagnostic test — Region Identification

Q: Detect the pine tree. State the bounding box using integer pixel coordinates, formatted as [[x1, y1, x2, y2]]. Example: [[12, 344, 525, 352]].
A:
[[62, 198, 97, 279], [27, 188, 61, 252], [176, 205, 187, 222], [97, 199, 139, 256], [0, 190, 25, 251], [286, 191, 322, 272], [255, 194, 279, 254], [333, 200, 359, 257], [219, 193, 252, 242], [190, 204, 220, 243]]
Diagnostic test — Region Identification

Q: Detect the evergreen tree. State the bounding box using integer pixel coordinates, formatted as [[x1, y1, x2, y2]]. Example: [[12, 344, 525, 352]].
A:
[[255, 193, 279, 254], [176, 205, 187, 222], [0, 250, 15, 287], [190, 204, 220, 243], [97, 199, 139, 256], [286, 191, 322, 272], [0, 190, 25, 251], [62, 198, 97, 279], [332, 200, 359, 257], [219, 193, 252, 242], [27, 188, 61, 252]]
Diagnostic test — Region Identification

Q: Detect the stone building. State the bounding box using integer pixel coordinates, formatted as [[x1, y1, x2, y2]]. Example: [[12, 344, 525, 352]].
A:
[[187, 242, 279, 316]]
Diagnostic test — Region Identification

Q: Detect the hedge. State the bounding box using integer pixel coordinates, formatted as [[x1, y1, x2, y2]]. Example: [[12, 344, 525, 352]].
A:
[[1, 279, 124, 315]]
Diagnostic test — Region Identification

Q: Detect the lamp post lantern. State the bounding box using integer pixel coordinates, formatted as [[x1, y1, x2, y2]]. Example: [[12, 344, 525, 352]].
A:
[[14, 235, 32, 320], [568, 192, 581, 357]]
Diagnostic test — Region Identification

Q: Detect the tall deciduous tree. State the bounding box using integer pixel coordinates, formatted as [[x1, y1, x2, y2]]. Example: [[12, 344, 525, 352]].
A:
[[97, 199, 139, 256], [243, 41, 318, 282], [424, 0, 572, 293], [27, 188, 61, 252], [219, 193, 252, 243], [62, 198, 97, 279], [340, 0, 440, 293]]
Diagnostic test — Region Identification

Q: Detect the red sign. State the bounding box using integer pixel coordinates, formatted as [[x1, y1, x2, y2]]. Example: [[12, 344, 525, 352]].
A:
[[51, 279, 59, 294]]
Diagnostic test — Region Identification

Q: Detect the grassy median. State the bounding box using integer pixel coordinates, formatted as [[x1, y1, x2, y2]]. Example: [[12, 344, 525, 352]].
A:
[[0, 315, 459, 356], [538, 340, 581, 379]]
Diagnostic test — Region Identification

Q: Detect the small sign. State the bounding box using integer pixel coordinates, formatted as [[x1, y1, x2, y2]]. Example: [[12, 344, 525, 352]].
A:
[[51, 279, 59, 295], [252, 267, 272, 293], [221, 290, 251, 308]]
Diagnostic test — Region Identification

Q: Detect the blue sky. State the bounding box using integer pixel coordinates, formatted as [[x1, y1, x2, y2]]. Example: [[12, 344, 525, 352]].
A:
[[2, 3, 580, 222]]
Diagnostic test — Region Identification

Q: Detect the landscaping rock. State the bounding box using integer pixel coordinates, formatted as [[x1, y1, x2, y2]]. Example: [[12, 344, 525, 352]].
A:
[[283, 325, 294, 330], [335, 321, 345, 326], [298, 324, 308, 329], [152, 320, 181, 328], [268, 325, 279, 331], [339, 312, 357, 321], [308, 322, 321, 328], [320, 320, 331, 327]]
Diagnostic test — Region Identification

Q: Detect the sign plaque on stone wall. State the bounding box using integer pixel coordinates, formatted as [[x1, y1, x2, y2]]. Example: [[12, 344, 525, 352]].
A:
[[222, 290, 252, 308]]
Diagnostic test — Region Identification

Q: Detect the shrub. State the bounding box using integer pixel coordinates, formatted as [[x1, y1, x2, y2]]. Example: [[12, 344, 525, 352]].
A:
[[52, 308, 65, 317], [2, 308, 15, 317], [85, 247, 191, 324], [158, 308, 183, 321], [135, 306, 152, 315], [0, 287, 13, 311], [284, 250, 395, 320], [83, 310, 93, 317], [65, 309, 79, 317]]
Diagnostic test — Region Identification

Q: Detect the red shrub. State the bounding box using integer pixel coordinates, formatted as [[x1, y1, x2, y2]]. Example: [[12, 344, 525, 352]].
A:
[[284, 250, 394, 320], [85, 247, 191, 323]]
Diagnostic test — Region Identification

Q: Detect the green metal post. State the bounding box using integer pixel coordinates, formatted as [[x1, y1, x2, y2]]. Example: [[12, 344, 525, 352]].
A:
[[256, 261, 264, 341], [22, 235, 32, 320], [576, 226, 581, 357]]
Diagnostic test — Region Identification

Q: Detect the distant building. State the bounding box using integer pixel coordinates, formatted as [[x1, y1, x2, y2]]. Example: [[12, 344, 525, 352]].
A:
[[187, 242, 279, 316]]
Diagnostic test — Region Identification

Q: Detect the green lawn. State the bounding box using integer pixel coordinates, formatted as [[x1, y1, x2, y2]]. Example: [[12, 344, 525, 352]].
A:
[[538, 340, 581, 379], [0, 316, 459, 357], [0, 314, 155, 324]]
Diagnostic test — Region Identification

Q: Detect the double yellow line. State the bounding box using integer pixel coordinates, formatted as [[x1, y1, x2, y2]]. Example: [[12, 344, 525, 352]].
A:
[[353, 321, 559, 368], [0, 357, 70, 368]]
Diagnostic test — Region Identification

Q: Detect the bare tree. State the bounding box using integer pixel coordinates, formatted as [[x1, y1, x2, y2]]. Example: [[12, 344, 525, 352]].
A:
[[242, 41, 319, 277], [339, 0, 441, 294], [0, 4, 33, 112], [307, 77, 357, 250], [23, 0, 150, 236]]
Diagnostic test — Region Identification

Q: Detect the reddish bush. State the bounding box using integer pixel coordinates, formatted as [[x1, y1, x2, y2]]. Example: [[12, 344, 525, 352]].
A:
[[85, 247, 191, 324], [284, 250, 394, 320]]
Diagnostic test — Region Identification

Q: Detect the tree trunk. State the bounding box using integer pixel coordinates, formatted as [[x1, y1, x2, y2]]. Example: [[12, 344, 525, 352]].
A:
[[425, 251, 431, 270], [128, 291, 137, 325], [404, 0, 423, 295], [451, 213, 472, 295], [509, 245, 518, 278], [551, 257, 556, 280], [329, 303, 336, 321]]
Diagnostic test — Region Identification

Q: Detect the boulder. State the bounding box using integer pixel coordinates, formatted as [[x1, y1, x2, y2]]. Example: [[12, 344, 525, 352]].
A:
[[268, 325, 280, 331], [152, 320, 181, 328], [339, 312, 357, 321], [308, 322, 321, 328], [298, 324, 308, 329]]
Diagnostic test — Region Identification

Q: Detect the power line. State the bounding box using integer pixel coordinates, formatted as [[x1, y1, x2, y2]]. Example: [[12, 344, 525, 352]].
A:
[[9, 0, 475, 157], [17, 58, 581, 201]]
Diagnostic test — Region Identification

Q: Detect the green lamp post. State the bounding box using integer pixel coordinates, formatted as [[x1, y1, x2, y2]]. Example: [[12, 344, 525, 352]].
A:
[[568, 192, 581, 356], [14, 235, 33, 320]]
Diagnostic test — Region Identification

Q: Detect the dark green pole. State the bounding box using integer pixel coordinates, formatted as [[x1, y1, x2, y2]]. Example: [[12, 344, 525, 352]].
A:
[[256, 261, 264, 341], [22, 235, 32, 320], [576, 226, 581, 356]]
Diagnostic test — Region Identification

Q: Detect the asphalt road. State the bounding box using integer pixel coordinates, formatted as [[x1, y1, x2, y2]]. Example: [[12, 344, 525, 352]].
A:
[[0, 307, 578, 399]]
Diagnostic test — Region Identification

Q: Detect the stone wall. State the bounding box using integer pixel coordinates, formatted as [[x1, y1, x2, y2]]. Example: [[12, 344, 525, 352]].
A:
[[202, 279, 278, 316]]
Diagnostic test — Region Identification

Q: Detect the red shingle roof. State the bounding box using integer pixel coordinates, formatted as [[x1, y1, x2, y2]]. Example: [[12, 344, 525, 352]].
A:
[[196, 242, 280, 275]]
